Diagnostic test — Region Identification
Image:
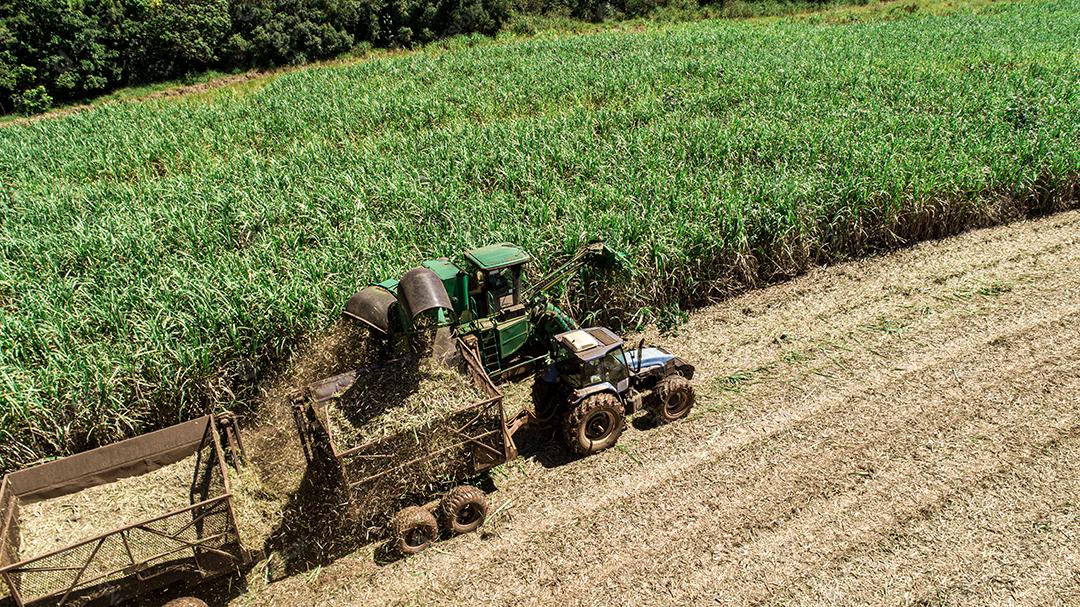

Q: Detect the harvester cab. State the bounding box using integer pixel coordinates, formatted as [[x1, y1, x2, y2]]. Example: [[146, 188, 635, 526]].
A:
[[535, 327, 696, 456], [463, 243, 530, 320]]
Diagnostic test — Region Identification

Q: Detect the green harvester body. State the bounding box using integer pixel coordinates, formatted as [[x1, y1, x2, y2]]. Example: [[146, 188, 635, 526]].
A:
[[343, 242, 621, 379]]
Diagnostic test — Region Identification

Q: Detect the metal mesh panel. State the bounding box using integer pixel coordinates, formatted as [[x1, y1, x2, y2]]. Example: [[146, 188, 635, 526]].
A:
[[336, 397, 505, 523], [297, 340, 509, 527], [0, 419, 243, 607], [4, 498, 238, 605]]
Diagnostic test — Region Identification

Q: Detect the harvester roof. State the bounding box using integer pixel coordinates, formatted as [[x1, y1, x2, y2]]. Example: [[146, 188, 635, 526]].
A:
[[555, 327, 624, 362], [464, 244, 530, 271]]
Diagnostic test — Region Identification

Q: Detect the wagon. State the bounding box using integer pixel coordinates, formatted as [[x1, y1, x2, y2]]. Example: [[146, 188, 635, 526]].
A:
[[292, 340, 517, 553], [0, 414, 251, 607]]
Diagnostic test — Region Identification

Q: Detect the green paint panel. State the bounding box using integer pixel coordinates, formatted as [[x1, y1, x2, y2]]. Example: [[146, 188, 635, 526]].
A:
[[421, 259, 462, 280], [464, 244, 530, 271], [496, 315, 531, 359], [423, 259, 469, 315]]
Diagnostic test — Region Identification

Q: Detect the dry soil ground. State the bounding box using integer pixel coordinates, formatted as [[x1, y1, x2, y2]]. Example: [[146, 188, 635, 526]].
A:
[[229, 210, 1080, 607]]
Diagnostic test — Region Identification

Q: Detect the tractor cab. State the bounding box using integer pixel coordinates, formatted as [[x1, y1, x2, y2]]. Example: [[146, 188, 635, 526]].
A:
[[551, 327, 631, 393]]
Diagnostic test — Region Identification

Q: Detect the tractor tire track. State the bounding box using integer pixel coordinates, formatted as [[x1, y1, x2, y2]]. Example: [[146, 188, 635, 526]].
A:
[[232, 210, 1080, 606]]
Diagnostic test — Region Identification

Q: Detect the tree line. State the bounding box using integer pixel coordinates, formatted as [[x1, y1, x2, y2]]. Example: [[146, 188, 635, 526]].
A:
[[0, 0, 676, 114]]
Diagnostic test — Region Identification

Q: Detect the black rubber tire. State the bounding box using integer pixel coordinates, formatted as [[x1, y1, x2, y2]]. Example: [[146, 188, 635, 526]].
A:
[[530, 377, 560, 424], [653, 375, 695, 423], [163, 599, 208, 607], [390, 506, 438, 556], [563, 392, 625, 456], [439, 485, 489, 535]]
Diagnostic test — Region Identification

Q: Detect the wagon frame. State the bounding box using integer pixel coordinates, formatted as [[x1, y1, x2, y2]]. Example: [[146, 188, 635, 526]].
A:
[[293, 339, 516, 524], [0, 414, 251, 607]]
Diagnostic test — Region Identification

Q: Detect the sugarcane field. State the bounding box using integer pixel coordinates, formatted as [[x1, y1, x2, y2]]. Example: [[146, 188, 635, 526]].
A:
[[0, 0, 1077, 605]]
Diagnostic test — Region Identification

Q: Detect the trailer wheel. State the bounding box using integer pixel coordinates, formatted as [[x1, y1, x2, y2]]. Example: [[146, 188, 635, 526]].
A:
[[563, 392, 625, 456], [439, 485, 489, 535], [653, 375, 695, 422], [390, 506, 438, 555]]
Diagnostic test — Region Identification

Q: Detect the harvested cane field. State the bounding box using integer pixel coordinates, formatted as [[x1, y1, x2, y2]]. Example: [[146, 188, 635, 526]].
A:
[[0, 0, 1078, 473], [229, 207, 1080, 607]]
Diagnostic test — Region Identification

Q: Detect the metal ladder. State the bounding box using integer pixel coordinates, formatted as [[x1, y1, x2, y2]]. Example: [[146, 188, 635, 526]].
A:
[[478, 330, 501, 373]]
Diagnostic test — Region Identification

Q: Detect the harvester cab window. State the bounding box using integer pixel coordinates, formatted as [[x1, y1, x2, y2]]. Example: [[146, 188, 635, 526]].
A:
[[486, 267, 521, 316], [471, 270, 490, 316]]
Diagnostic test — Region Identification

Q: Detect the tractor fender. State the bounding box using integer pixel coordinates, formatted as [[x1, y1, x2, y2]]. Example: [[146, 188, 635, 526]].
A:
[[571, 383, 622, 405], [666, 357, 696, 381]]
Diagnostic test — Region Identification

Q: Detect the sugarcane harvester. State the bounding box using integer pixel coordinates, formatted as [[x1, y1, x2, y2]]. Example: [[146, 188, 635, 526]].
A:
[[343, 241, 621, 380]]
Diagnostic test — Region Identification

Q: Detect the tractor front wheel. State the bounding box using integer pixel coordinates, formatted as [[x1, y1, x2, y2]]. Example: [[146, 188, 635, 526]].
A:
[[653, 375, 695, 423], [390, 506, 438, 556], [439, 485, 489, 535], [563, 392, 625, 456]]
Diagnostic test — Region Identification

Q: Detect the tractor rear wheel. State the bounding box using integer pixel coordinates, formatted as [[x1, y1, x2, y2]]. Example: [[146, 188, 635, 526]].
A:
[[653, 375, 695, 422], [531, 377, 560, 424], [563, 392, 625, 456], [439, 485, 489, 535], [390, 506, 438, 556], [163, 599, 208, 607]]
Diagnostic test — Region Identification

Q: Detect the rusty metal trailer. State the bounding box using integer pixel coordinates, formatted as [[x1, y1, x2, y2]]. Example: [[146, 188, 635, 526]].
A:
[[293, 340, 517, 531], [0, 415, 251, 607]]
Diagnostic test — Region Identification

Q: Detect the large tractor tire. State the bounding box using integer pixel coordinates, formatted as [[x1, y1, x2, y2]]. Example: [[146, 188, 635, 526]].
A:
[[563, 392, 625, 456], [653, 375, 695, 423], [390, 506, 438, 556], [163, 599, 208, 607], [439, 485, 489, 535], [530, 377, 560, 424]]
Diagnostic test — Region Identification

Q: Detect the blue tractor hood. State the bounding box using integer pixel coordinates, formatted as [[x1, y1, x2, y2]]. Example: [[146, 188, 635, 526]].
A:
[[627, 347, 676, 372]]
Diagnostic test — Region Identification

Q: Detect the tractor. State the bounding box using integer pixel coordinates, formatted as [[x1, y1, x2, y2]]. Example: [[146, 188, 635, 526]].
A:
[[529, 327, 697, 455], [342, 241, 621, 380]]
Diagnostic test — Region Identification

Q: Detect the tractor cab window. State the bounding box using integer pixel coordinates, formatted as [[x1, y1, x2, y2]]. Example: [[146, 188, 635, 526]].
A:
[[556, 349, 628, 388], [555, 350, 586, 388], [600, 349, 629, 384]]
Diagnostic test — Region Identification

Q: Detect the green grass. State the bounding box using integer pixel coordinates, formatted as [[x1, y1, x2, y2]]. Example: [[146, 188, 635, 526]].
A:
[[0, 70, 241, 126], [0, 0, 1077, 470]]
